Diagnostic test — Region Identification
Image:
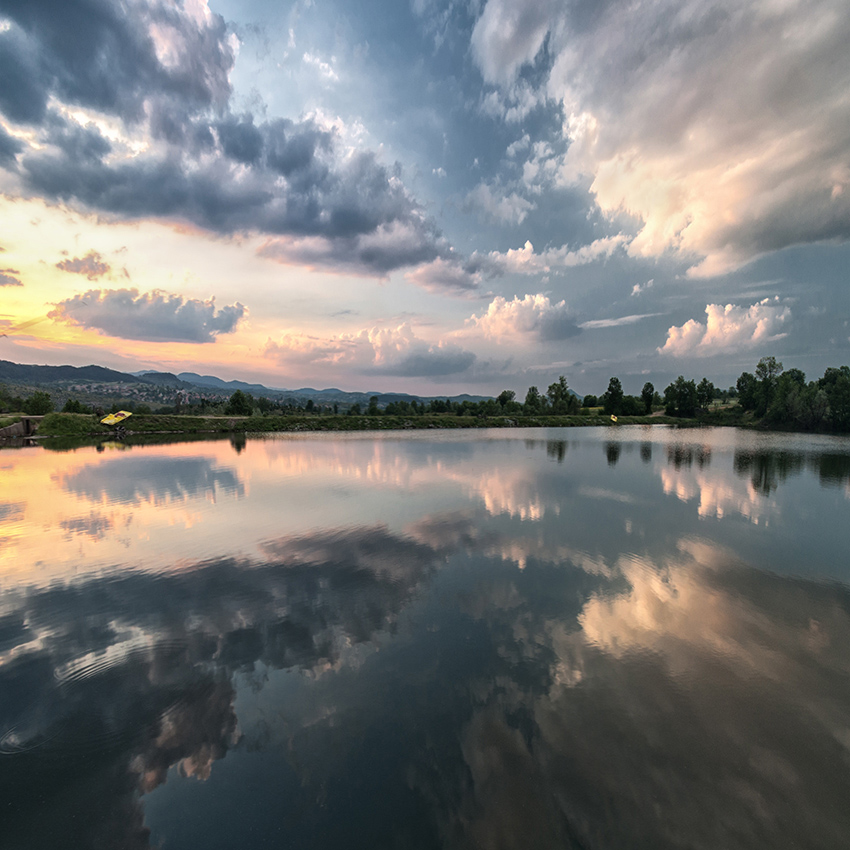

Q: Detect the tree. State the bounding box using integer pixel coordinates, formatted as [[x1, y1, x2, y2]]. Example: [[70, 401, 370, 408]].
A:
[[754, 356, 783, 415], [62, 398, 86, 414], [524, 386, 541, 412], [224, 390, 253, 416], [601, 377, 624, 415], [641, 382, 654, 415], [696, 378, 715, 412], [664, 376, 697, 417], [497, 389, 516, 408], [820, 366, 850, 431], [546, 376, 572, 414], [737, 372, 758, 411], [256, 396, 275, 415], [368, 396, 380, 415], [23, 391, 53, 415], [582, 394, 598, 408]]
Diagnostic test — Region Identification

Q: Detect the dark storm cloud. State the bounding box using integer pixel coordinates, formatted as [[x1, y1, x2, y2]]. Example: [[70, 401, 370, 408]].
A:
[[258, 217, 444, 279], [50, 288, 246, 343], [0, 0, 447, 277], [0, 125, 22, 164], [0, 0, 233, 124], [18, 122, 438, 266], [55, 250, 110, 280]]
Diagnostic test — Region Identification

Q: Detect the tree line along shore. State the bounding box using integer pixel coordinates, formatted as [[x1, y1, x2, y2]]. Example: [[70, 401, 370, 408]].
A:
[[2, 357, 849, 439]]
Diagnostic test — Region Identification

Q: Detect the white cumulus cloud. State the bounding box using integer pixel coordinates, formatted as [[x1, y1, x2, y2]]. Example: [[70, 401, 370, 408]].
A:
[[467, 293, 579, 342], [659, 299, 791, 356]]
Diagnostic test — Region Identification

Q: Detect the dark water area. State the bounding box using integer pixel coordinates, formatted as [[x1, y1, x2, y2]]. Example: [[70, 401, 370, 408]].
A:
[[2, 426, 850, 849]]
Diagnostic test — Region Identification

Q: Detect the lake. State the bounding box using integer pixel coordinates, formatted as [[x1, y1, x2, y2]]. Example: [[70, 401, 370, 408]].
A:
[[2, 426, 850, 849]]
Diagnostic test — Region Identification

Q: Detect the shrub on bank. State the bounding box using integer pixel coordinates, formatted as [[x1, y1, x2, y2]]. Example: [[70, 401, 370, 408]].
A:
[[37, 413, 99, 437]]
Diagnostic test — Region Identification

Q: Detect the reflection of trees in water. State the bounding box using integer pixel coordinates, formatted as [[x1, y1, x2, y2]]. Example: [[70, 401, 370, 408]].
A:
[[640, 442, 652, 463], [605, 442, 621, 466], [811, 453, 850, 488], [667, 444, 711, 468], [734, 450, 805, 495], [734, 449, 850, 495], [523, 439, 569, 464], [546, 441, 567, 463]]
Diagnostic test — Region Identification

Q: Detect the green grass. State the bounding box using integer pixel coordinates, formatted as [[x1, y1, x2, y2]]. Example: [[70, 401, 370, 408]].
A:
[[36, 412, 101, 437], [30, 411, 696, 444]]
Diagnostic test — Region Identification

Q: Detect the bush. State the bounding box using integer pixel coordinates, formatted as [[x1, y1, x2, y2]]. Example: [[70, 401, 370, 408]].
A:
[[37, 413, 97, 437]]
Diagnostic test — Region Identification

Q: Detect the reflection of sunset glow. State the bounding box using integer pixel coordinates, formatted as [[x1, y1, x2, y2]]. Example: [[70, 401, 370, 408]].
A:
[[0, 441, 247, 587]]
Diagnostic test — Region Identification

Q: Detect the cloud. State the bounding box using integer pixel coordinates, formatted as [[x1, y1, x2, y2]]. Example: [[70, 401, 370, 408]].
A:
[[404, 256, 493, 295], [403, 234, 626, 297], [302, 52, 339, 82], [467, 294, 580, 342], [0, 125, 22, 164], [580, 313, 662, 330], [0, 268, 23, 286], [491, 235, 627, 275], [265, 323, 476, 377], [0, 1, 447, 279], [49, 288, 246, 343], [659, 299, 791, 356], [631, 279, 653, 297], [471, 0, 557, 86], [0, 0, 233, 126], [257, 218, 442, 278], [471, 0, 850, 275], [464, 182, 535, 225], [56, 250, 110, 280]]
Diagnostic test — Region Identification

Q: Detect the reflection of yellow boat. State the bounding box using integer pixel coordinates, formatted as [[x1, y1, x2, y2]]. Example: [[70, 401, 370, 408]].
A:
[[101, 411, 133, 426]]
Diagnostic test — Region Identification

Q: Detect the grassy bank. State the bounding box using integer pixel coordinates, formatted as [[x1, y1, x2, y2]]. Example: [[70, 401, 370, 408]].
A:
[[32, 411, 689, 439]]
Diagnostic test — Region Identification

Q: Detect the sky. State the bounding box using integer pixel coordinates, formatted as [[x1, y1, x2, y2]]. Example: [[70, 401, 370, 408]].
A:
[[0, 0, 848, 397]]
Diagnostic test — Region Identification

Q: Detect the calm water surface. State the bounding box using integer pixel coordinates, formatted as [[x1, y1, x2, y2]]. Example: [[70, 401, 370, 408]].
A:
[[2, 426, 850, 849]]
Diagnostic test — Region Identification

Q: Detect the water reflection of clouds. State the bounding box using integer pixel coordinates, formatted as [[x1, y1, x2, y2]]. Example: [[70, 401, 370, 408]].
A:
[[56, 456, 244, 506], [257, 435, 475, 491], [4, 429, 850, 848], [0, 515, 464, 848], [452, 538, 850, 850], [0, 501, 24, 522], [659, 464, 771, 523]]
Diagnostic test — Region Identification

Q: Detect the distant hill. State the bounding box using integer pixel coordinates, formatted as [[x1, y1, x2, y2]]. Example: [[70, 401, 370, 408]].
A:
[[0, 359, 146, 385], [0, 359, 493, 405], [177, 372, 283, 395], [136, 372, 197, 389]]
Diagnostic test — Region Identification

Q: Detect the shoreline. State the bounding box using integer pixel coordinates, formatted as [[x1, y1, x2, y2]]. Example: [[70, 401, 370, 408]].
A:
[[27, 411, 688, 440]]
